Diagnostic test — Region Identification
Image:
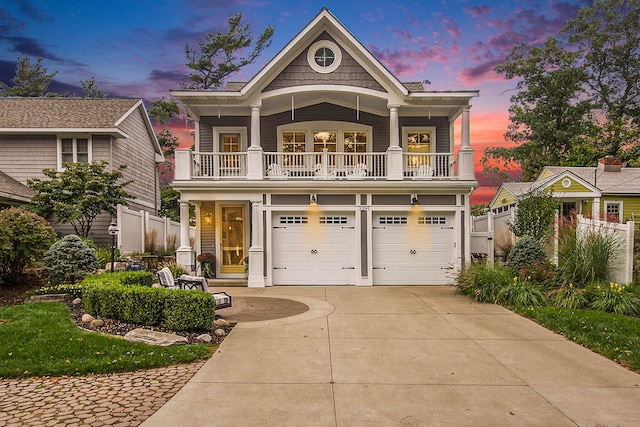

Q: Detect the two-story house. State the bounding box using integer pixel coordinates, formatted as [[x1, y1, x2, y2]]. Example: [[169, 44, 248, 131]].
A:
[[0, 97, 164, 245], [170, 8, 479, 287]]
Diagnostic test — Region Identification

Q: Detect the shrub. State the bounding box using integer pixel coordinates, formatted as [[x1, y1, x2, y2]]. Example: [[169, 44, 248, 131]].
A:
[[455, 262, 513, 303], [0, 208, 56, 283], [506, 236, 549, 274], [197, 253, 215, 278], [43, 235, 97, 285], [82, 271, 154, 288], [498, 277, 546, 307], [163, 291, 216, 331], [158, 261, 187, 278], [83, 283, 215, 331], [588, 282, 640, 316], [548, 283, 588, 309], [557, 224, 621, 286], [94, 246, 122, 269]]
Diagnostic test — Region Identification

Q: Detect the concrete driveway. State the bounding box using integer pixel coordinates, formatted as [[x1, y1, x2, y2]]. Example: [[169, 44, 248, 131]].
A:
[[142, 286, 640, 426]]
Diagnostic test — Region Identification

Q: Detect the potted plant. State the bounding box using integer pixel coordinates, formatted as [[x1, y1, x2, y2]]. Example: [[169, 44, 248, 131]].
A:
[[197, 252, 216, 278]]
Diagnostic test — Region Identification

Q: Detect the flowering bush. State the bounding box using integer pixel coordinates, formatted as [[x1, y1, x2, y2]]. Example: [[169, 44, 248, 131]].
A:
[[548, 283, 588, 309], [196, 252, 215, 278], [589, 282, 640, 316]]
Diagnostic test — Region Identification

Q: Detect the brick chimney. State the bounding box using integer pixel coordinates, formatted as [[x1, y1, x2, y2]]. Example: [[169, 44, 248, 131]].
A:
[[597, 155, 622, 172]]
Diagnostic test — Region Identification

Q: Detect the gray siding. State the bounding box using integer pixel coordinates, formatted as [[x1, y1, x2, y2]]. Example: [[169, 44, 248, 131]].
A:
[[0, 134, 57, 183], [92, 135, 111, 163], [111, 106, 160, 212], [264, 33, 385, 93], [199, 105, 451, 154], [200, 202, 216, 256], [199, 116, 251, 152]]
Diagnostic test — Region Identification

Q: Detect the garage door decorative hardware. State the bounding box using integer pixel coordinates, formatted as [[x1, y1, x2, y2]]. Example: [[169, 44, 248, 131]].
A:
[[311, 249, 318, 254], [410, 249, 417, 254]]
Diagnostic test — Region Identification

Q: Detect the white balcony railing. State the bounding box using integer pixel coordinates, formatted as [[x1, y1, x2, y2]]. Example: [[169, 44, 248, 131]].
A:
[[403, 153, 456, 178], [183, 151, 457, 180], [192, 152, 247, 178], [264, 150, 387, 179]]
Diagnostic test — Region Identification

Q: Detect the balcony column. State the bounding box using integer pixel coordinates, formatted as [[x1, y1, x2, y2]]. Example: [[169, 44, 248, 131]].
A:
[[457, 105, 475, 180], [387, 105, 403, 180], [176, 201, 195, 271], [247, 104, 264, 180], [247, 199, 265, 287]]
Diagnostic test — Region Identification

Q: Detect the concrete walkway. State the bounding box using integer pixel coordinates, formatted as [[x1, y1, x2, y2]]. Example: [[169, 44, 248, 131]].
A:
[[142, 286, 640, 426]]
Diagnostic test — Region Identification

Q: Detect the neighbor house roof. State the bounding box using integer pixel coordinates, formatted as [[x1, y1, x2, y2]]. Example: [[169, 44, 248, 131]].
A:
[[0, 170, 34, 204], [0, 98, 141, 130], [543, 166, 640, 195]]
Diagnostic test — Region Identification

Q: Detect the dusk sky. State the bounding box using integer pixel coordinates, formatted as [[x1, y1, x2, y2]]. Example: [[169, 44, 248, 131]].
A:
[[0, 0, 591, 203]]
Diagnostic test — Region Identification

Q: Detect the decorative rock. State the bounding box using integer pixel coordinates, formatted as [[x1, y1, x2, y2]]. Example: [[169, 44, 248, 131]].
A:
[[26, 294, 68, 303], [104, 261, 128, 272], [90, 319, 104, 328], [81, 314, 95, 323], [214, 328, 226, 337], [213, 319, 229, 327], [196, 334, 212, 343], [124, 328, 188, 346], [72, 298, 82, 305]]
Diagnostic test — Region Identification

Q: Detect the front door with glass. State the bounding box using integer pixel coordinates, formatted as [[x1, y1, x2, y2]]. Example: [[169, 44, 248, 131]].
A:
[[220, 205, 245, 274]]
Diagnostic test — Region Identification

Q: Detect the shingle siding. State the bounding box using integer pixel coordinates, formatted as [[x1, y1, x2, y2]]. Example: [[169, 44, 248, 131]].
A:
[[264, 33, 386, 93], [112, 107, 159, 211], [0, 134, 57, 183]]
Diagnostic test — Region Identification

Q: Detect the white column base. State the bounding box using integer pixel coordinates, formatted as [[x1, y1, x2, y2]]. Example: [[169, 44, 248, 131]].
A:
[[457, 148, 475, 180], [176, 248, 195, 272], [247, 247, 265, 287], [246, 147, 264, 180], [386, 146, 404, 180]]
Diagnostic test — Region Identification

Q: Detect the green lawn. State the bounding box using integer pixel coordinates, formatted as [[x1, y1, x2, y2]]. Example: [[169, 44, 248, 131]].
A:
[[0, 302, 213, 378], [516, 306, 640, 372]]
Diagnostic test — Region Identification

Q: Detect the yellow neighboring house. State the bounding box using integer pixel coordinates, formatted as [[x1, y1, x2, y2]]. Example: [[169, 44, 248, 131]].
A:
[[489, 156, 640, 223]]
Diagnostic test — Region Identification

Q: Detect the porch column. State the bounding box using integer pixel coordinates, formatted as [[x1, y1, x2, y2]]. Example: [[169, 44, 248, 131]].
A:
[[387, 105, 403, 180], [457, 105, 475, 180], [593, 197, 601, 220], [247, 104, 264, 180], [176, 201, 195, 270], [247, 199, 265, 287]]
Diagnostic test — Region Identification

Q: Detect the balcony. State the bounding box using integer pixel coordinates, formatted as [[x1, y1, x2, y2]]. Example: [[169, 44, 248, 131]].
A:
[[176, 149, 466, 181]]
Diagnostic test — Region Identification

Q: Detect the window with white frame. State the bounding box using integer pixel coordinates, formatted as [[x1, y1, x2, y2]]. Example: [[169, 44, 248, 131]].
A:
[[58, 136, 91, 169], [605, 201, 622, 222], [402, 127, 436, 167], [278, 122, 372, 153]]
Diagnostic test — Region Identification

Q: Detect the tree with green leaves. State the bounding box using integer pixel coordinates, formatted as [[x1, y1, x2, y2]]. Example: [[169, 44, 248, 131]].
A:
[[183, 11, 274, 89], [0, 56, 58, 97], [564, 0, 640, 163], [484, 0, 640, 181], [508, 188, 558, 242], [27, 161, 135, 238], [0, 208, 56, 284], [80, 76, 107, 98]]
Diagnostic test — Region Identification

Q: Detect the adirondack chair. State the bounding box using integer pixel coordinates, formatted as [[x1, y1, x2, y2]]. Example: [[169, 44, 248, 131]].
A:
[[157, 267, 232, 309]]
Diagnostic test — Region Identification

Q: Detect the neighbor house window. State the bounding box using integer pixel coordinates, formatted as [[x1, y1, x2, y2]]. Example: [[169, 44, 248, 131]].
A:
[[605, 201, 622, 222], [58, 136, 91, 169]]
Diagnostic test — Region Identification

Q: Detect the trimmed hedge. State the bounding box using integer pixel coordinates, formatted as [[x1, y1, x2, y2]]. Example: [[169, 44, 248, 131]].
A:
[[82, 271, 154, 288], [82, 283, 216, 331]]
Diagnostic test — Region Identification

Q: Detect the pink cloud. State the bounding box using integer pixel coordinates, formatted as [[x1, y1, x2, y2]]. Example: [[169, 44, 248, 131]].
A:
[[458, 59, 504, 84], [441, 18, 462, 39], [465, 5, 492, 18], [370, 43, 456, 77]]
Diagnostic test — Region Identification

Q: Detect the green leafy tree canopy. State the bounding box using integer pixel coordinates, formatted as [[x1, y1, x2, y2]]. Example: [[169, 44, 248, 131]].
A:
[[0, 56, 58, 97], [183, 11, 274, 89], [27, 161, 135, 238], [508, 188, 558, 242], [0, 208, 56, 284]]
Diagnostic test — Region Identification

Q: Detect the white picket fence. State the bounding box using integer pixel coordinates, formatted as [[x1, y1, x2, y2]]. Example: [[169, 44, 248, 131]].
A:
[[471, 210, 636, 284], [115, 204, 193, 255]]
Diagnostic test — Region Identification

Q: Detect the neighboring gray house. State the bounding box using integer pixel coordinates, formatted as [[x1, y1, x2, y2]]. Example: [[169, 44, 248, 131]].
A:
[[170, 8, 479, 287], [0, 170, 34, 208], [0, 97, 164, 244]]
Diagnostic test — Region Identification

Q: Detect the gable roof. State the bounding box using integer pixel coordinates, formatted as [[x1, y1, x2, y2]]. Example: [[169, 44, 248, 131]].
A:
[[542, 166, 640, 195], [0, 97, 162, 156], [0, 170, 34, 204], [171, 8, 478, 119]]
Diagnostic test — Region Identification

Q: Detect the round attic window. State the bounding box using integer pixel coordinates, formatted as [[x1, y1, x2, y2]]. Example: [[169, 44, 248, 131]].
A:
[[562, 178, 571, 188], [307, 40, 341, 74]]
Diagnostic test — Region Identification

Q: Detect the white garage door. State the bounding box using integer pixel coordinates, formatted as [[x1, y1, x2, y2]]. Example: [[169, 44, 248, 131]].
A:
[[272, 213, 356, 285], [372, 212, 456, 285]]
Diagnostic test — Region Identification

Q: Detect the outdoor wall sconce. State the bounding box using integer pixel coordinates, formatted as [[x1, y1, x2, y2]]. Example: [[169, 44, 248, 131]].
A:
[[411, 197, 419, 206], [310, 195, 317, 205], [204, 212, 213, 224]]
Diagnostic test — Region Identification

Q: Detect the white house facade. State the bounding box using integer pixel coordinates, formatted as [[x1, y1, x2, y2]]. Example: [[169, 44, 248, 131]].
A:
[[171, 8, 479, 287]]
